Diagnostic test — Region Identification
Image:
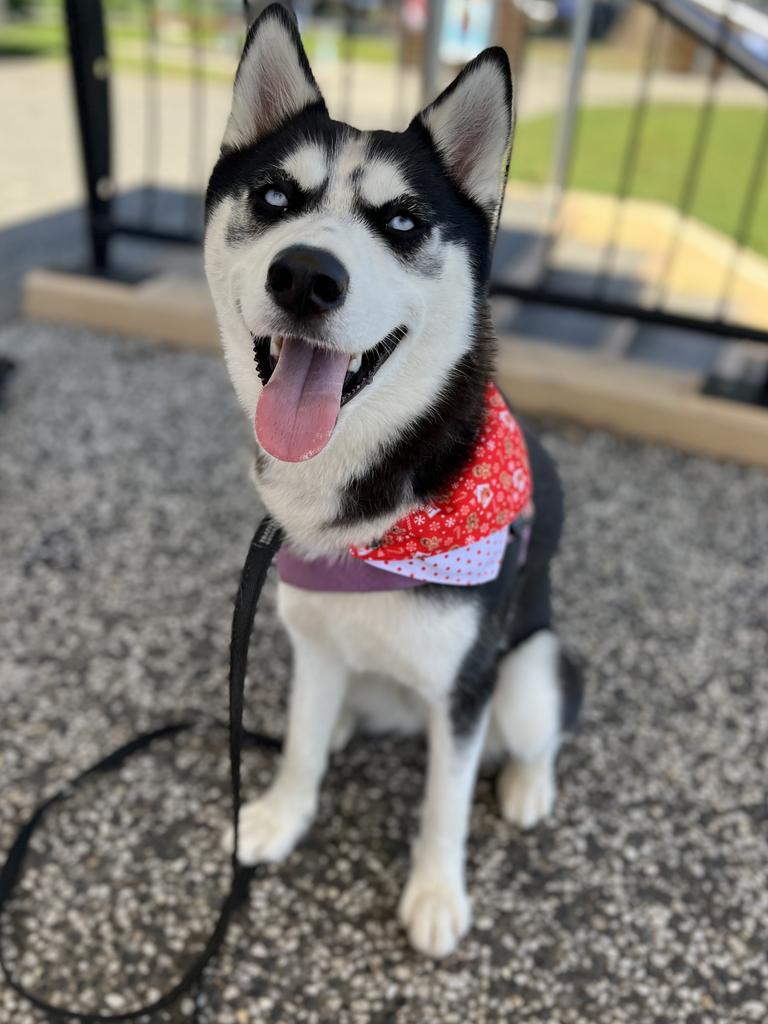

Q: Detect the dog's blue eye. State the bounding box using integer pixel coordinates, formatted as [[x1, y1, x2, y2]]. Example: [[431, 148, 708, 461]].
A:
[[387, 214, 415, 232], [264, 188, 289, 209]]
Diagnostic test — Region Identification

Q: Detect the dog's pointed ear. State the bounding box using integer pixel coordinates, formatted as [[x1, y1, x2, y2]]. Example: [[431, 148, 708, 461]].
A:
[[413, 48, 514, 218], [222, 4, 326, 151]]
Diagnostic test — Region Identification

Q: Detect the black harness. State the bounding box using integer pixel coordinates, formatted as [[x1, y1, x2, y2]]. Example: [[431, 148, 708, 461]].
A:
[[0, 516, 284, 1022]]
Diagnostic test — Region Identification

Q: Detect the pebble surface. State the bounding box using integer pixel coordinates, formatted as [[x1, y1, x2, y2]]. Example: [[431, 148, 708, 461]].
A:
[[0, 322, 766, 1024]]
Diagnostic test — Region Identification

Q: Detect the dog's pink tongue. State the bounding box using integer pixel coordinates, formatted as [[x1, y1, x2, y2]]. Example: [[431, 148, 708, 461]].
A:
[[255, 337, 349, 462]]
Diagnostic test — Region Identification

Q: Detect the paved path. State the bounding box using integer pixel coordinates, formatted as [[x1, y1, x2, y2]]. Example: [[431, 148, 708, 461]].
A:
[[2, 54, 765, 228]]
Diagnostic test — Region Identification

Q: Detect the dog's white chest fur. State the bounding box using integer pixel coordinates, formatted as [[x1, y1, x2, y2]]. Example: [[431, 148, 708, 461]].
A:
[[205, 6, 577, 960], [278, 582, 479, 701]]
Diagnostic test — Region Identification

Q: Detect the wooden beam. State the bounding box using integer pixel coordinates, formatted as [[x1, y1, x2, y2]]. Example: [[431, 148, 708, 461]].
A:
[[497, 337, 768, 468], [22, 269, 219, 351], [21, 268, 768, 468]]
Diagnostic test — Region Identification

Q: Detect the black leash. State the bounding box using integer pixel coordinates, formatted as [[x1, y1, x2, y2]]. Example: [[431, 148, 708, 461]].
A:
[[0, 515, 284, 1022]]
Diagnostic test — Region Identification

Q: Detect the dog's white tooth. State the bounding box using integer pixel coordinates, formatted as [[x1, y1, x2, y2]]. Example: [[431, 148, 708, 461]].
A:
[[348, 353, 361, 374], [270, 338, 282, 360]]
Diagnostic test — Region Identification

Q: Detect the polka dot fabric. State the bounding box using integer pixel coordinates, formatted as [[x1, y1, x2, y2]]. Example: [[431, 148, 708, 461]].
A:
[[361, 526, 512, 586], [349, 384, 533, 586]]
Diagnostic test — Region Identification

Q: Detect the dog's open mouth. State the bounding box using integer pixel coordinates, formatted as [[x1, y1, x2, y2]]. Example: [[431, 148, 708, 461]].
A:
[[252, 327, 407, 463]]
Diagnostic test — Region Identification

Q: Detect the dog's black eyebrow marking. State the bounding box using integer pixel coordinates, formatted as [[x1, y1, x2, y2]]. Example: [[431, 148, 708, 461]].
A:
[[352, 199, 437, 273], [361, 193, 429, 218], [232, 172, 328, 241], [206, 104, 348, 220], [361, 123, 494, 282], [252, 170, 325, 202]]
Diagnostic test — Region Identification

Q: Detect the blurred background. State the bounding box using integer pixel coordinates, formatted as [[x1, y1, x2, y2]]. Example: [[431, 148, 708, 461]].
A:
[[2, 0, 768, 407], [2, 5, 768, 1022]]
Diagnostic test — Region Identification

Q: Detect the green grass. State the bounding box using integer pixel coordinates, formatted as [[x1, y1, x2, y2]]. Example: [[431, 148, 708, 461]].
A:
[[0, 17, 396, 64], [0, 20, 65, 57], [302, 29, 396, 65], [0, 18, 157, 57], [511, 103, 768, 258]]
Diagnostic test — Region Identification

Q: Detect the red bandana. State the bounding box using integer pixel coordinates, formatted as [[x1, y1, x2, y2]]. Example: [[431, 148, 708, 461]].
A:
[[350, 383, 532, 566]]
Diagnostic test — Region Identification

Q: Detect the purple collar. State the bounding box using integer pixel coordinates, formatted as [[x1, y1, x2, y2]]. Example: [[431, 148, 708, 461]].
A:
[[275, 520, 531, 595], [275, 549, 425, 593]]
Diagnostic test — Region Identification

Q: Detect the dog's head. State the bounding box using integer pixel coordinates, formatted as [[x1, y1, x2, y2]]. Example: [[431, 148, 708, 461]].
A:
[[205, 4, 513, 465]]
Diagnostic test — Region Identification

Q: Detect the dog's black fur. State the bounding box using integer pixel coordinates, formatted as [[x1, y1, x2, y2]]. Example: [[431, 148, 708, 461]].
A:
[[205, 5, 586, 957], [204, 8, 582, 742], [419, 422, 581, 737]]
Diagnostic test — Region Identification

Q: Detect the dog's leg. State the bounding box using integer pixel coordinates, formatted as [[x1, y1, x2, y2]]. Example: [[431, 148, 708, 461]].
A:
[[330, 703, 356, 752], [493, 628, 582, 829], [399, 699, 489, 958], [226, 632, 348, 865]]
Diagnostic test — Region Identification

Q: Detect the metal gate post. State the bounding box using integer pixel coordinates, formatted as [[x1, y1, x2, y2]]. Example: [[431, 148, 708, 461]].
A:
[[64, 0, 112, 272], [551, 0, 594, 198], [422, 0, 447, 104]]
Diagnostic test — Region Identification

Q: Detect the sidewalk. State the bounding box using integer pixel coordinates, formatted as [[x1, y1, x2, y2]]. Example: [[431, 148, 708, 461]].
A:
[[499, 184, 768, 331], [2, 53, 766, 228]]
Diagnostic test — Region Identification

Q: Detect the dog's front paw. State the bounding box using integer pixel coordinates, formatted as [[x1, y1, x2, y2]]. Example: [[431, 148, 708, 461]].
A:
[[497, 755, 556, 829], [398, 871, 471, 958], [222, 791, 315, 865]]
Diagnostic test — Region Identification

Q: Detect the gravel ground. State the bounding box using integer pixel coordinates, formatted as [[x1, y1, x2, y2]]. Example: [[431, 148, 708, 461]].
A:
[[1, 321, 766, 1024]]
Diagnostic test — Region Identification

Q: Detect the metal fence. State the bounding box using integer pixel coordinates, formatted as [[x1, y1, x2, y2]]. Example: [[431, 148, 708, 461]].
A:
[[64, 0, 768, 345], [494, 0, 768, 345]]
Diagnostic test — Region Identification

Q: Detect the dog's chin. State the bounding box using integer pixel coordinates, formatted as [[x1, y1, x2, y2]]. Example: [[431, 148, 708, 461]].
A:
[[249, 326, 408, 463], [251, 325, 407, 406]]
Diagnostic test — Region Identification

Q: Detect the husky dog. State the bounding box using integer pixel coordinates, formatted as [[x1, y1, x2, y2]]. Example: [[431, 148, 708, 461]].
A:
[[205, 5, 582, 958]]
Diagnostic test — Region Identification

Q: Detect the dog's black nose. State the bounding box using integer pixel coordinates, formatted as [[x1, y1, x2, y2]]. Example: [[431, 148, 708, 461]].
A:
[[266, 246, 349, 317]]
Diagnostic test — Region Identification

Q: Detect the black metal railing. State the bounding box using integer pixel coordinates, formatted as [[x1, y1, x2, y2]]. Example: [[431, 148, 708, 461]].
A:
[[63, 0, 768, 346], [493, 0, 768, 345]]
